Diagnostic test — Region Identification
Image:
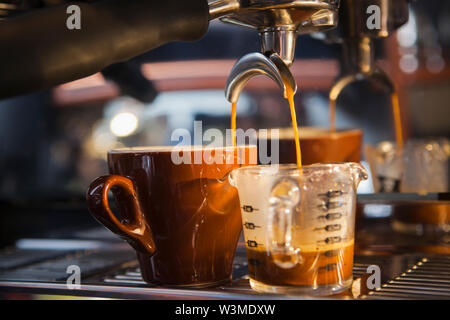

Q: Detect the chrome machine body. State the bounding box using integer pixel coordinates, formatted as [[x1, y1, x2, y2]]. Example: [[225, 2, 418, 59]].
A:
[[326, 0, 409, 102]]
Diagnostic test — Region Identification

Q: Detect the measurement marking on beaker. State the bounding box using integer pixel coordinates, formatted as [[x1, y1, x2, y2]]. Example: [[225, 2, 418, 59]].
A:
[[319, 190, 344, 198], [318, 236, 342, 245], [318, 200, 344, 211], [246, 240, 261, 248], [326, 224, 342, 232], [314, 224, 342, 232], [242, 205, 259, 213], [317, 212, 343, 221], [244, 222, 261, 230]]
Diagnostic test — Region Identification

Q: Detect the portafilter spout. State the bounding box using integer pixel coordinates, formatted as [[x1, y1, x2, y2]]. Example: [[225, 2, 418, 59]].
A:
[[225, 52, 297, 104], [324, 0, 409, 103], [329, 67, 396, 107]]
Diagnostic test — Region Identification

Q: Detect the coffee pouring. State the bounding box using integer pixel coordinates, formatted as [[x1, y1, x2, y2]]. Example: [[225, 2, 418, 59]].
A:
[[3, 0, 450, 303]]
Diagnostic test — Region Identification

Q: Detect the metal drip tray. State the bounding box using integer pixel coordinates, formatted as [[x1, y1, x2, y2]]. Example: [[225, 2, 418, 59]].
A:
[[0, 200, 449, 301], [1, 240, 449, 299], [364, 256, 450, 299]]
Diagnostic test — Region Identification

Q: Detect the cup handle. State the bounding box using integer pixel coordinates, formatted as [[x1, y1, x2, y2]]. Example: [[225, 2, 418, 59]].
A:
[[268, 178, 301, 269], [86, 175, 156, 255]]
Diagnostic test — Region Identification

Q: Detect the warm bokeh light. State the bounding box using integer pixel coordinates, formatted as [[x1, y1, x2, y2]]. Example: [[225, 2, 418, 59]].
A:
[[110, 112, 139, 137]]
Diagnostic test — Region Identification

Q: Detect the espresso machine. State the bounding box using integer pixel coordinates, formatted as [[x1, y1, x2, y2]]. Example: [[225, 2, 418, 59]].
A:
[[210, 0, 340, 102], [1, 0, 450, 301], [325, 0, 409, 189], [327, 0, 409, 94], [325, 0, 409, 139], [0, 0, 340, 99]]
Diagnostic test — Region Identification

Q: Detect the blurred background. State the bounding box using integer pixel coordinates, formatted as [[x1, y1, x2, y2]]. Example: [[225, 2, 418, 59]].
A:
[[0, 0, 449, 246]]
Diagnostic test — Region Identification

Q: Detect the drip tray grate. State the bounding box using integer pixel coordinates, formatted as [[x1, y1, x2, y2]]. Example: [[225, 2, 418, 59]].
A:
[[364, 256, 450, 300], [99, 255, 407, 298]]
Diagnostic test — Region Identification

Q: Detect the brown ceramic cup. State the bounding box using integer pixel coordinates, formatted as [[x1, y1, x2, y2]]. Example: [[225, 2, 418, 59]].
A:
[[257, 127, 363, 165], [87, 145, 257, 287]]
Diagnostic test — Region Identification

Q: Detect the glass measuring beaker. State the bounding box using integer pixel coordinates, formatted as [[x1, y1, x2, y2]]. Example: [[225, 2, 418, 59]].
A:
[[229, 163, 368, 295]]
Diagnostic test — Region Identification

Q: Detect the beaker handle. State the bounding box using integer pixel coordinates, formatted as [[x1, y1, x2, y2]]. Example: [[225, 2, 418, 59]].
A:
[[267, 178, 301, 269]]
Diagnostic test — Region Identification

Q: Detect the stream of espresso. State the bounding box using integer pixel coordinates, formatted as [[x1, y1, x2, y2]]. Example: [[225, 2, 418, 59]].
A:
[[285, 84, 302, 169], [231, 102, 237, 147], [329, 98, 336, 133], [230, 82, 302, 169], [391, 92, 404, 149]]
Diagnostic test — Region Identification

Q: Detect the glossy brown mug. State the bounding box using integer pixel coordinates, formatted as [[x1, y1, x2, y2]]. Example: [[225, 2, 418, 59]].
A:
[[257, 127, 363, 165], [87, 145, 257, 287]]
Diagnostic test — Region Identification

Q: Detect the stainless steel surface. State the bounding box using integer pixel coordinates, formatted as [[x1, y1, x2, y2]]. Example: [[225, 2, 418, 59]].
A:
[[329, 67, 395, 103], [225, 52, 297, 103], [325, 0, 409, 105], [337, 0, 409, 39], [214, 1, 340, 100], [364, 257, 450, 299], [208, 0, 340, 65], [343, 36, 374, 75], [214, 0, 339, 31], [2, 251, 449, 300], [260, 29, 297, 67], [208, 0, 240, 20], [1, 199, 449, 300], [0, 250, 396, 299]]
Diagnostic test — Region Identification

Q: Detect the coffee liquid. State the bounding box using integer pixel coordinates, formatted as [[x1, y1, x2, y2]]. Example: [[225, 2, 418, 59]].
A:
[[329, 98, 336, 133], [285, 83, 302, 169], [230, 80, 302, 169], [231, 102, 237, 147], [247, 241, 354, 287], [391, 92, 403, 149]]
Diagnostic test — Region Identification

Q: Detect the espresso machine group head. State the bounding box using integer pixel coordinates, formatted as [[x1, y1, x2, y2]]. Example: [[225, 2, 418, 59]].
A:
[[0, 0, 340, 99], [327, 0, 409, 101], [0, 0, 407, 103], [211, 0, 341, 103], [210, 0, 340, 66]]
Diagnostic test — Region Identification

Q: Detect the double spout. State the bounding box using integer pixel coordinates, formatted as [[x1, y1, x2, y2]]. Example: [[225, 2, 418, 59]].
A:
[[326, 0, 409, 103], [329, 36, 396, 103], [216, 0, 340, 103], [225, 52, 297, 104]]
